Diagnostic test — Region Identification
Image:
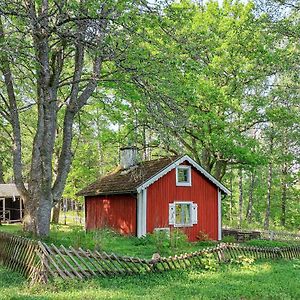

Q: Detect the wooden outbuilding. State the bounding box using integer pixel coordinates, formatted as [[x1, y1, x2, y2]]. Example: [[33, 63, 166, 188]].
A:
[[78, 148, 230, 241], [0, 184, 25, 223]]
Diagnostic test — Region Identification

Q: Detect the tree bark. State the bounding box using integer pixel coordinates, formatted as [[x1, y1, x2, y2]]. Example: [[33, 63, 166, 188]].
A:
[[0, 2, 108, 237], [238, 168, 243, 228], [229, 165, 233, 222], [246, 170, 255, 223], [280, 163, 288, 227], [213, 160, 227, 181], [0, 161, 5, 184], [264, 133, 274, 230], [52, 201, 61, 224], [0, 18, 28, 197]]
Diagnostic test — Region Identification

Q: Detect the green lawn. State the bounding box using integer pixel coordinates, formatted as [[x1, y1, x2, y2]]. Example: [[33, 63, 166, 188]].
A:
[[1, 223, 298, 258], [1, 224, 300, 299], [0, 260, 300, 300], [0, 223, 218, 258]]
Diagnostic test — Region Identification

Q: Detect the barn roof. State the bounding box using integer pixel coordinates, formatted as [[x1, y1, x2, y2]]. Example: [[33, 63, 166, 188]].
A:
[[77, 155, 230, 196], [77, 156, 180, 196], [0, 184, 27, 198]]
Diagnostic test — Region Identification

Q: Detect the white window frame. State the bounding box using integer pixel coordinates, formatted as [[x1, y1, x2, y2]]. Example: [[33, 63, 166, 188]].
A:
[[173, 201, 193, 227], [176, 165, 192, 186]]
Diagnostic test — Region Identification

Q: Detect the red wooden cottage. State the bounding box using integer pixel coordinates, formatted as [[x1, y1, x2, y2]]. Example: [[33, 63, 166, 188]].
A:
[[78, 147, 230, 241]]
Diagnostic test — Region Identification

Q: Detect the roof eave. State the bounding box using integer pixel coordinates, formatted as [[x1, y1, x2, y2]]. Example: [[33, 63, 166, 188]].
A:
[[137, 155, 230, 195], [79, 190, 137, 197]]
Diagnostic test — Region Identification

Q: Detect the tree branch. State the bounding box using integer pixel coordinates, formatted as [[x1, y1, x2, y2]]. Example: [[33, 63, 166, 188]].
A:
[[0, 16, 28, 197]]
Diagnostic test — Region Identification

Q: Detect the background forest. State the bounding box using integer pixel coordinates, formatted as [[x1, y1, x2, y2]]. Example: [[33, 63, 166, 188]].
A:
[[0, 0, 299, 233]]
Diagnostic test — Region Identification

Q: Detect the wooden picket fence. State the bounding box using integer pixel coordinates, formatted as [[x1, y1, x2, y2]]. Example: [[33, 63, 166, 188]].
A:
[[0, 232, 44, 283], [222, 227, 300, 242], [0, 232, 300, 284]]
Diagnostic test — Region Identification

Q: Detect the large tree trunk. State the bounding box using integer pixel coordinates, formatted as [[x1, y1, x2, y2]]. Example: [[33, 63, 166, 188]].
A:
[[52, 202, 61, 224], [246, 170, 255, 223], [0, 1, 113, 237], [238, 168, 243, 228], [0, 17, 28, 200], [22, 193, 37, 233]]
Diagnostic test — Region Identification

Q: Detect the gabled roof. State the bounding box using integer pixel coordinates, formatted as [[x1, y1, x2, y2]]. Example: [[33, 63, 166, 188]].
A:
[[0, 183, 28, 198], [77, 155, 230, 197], [77, 156, 180, 196]]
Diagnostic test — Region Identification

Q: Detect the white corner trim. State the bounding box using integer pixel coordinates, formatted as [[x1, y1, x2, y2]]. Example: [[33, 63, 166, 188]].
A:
[[218, 189, 222, 241], [137, 155, 230, 195], [137, 191, 142, 238], [137, 189, 147, 238], [142, 188, 147, 236], [176, 165, 192, 186]]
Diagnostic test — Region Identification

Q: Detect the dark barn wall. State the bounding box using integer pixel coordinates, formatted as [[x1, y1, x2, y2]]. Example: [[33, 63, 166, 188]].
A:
[[85, 194, 137, 235], [146, 163, 219, 241], [0, 197, 23, 221]]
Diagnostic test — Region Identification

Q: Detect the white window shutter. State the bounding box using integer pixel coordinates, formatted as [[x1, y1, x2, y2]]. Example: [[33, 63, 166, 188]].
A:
[[169, 203, 175, 225], [192, 203, 198, 224]]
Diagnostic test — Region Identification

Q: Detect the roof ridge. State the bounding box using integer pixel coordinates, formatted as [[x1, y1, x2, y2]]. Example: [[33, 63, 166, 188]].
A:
[[77, 155, 182, 196]]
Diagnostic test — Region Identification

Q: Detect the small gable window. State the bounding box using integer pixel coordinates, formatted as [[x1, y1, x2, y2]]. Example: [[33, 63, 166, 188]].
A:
[[176, 166, 191, 186], [169, 201, 198, 227]]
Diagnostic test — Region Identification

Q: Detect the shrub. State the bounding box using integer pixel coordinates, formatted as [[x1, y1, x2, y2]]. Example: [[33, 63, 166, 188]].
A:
[[151, 230, 170, 255], [199, 253, 218, 271], [197, 231, 210, 242], [170, 229, 188, 249], [231, 255, 255, 269]]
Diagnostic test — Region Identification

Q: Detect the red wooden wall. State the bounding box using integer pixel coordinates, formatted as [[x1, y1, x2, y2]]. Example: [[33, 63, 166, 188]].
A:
[[147, 163, 219, 241], [85, 194, 137, 235]]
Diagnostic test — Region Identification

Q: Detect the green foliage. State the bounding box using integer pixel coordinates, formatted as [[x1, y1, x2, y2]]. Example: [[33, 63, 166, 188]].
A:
[[151, 230, 171, 256], [92, 228, 114, 252], [170, 229, 188, 249], [230, 255, 255, 269], [196, 240, 218, 247], [1, 260, 300, 299], [132, 234, 152, 246], [0, 0, 299, 242], [199, 253, 219, 271], [293, 260, 300, 270], [244, 239, 299, 248], [222, 235, 236, 243], [71, 226, 88, 249]]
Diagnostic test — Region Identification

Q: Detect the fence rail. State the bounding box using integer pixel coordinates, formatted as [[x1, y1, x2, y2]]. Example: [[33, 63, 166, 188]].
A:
[[0, 232, 45, 283], [0, 232, 300, 284], [222, 227, 300, 242]]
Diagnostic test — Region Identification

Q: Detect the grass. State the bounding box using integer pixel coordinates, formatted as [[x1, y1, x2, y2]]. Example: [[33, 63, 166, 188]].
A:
[[0, 223, 217, 258], [1, 223, 298, 258], [1, 223, 300, 299], [0, 260, 300, 299]]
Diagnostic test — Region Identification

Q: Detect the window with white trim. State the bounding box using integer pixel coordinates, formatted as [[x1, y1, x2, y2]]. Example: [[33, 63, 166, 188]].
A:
[[176, 166, 191, 186], [169, 201, 198, 227]]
